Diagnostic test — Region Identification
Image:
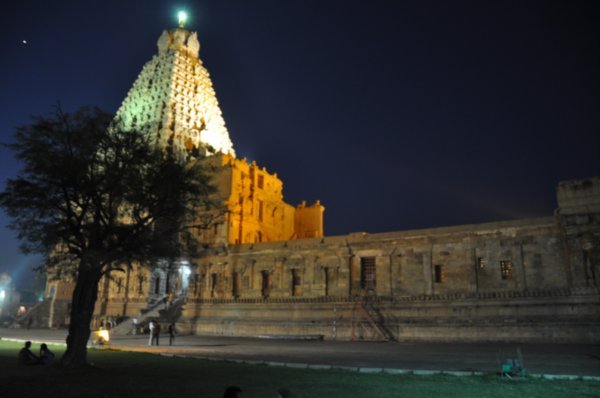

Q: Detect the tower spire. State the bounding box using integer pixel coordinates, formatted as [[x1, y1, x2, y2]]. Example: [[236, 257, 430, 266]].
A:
[[115, 25, 235, 158]]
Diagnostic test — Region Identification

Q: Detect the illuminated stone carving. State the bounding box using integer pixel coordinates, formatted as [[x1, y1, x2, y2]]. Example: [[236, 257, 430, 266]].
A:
[[205, 154, 325, 245], [116, 28, 235, 157]]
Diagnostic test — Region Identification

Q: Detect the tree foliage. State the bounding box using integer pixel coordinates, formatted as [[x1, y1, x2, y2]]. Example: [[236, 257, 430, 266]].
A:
[[0, 106, 217, 365]]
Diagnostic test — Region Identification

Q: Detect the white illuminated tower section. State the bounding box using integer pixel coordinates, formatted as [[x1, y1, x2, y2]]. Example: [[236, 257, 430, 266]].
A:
[[116, 19, 235, 157]]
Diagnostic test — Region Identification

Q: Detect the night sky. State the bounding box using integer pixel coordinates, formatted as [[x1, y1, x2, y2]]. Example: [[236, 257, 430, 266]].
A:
[[1, 1, 598, 288]]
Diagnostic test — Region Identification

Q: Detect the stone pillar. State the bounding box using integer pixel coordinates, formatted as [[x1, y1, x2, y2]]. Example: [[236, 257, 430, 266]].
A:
[[423, 247, 433, 295], [349, 255, 360, 296], [471, 247, 479, 293], [519, 244, 528, 291], [324, 267, 332, 296]]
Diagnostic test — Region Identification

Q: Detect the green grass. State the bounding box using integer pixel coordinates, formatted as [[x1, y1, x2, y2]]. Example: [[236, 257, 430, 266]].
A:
[[0, 341, 598, 398]]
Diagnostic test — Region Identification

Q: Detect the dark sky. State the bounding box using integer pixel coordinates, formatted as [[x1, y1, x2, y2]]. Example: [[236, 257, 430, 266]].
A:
[[1, 1, 599, 289]]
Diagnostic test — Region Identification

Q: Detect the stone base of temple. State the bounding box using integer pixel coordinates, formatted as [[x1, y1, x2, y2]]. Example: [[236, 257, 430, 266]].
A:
[[28, 287, 600, 343], [170, 288, 600, 343]]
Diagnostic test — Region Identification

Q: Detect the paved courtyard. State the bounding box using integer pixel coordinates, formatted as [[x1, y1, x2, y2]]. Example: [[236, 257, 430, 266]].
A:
[[1, 328, 598, 377]]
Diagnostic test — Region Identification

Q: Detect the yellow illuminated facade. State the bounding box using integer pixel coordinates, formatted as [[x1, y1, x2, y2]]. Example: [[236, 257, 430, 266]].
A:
[[202, 154, 324, 245]]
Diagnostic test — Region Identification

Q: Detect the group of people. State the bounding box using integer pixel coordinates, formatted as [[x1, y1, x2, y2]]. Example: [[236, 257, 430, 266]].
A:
[[99, 318, 118, 330], [16, 340, 293, 396], [147, 320, 176, 346], [223, 386, 294, 398], [17, 341, 55, 366]]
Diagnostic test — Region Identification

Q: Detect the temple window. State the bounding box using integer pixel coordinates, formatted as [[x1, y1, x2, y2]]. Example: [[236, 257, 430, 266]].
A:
[[232, 272, 240, 298], [434, 265, 444, 283], [137, 275, 144, 294], [210, 273, 218, 297], [154, 276, 160, 294], [500, 260, 513, 279], [193, 274, 200, 295], [261, 271, 270, 299], [396, 261, 402, 283], [292, 269, 302, 296], [360, 257, 376, 290], [257, 174, 264, 189], [324, 268, 332, 296], [257, 200, 264, 222]]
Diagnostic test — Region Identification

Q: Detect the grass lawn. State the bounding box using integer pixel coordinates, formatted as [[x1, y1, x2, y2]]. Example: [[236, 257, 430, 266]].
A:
[[0, 341, 598, 398]]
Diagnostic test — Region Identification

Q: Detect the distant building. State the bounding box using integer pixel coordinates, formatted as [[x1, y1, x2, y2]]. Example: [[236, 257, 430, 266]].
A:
[[0, 273, 19, 321], [40, 24, 599, 342]]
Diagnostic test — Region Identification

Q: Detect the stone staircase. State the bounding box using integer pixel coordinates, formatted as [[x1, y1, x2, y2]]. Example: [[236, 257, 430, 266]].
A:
[[109, 295, 166, 335], [350, 296, 395, 342], [363, 299, 396, 341], [110, 295, 185, 335]]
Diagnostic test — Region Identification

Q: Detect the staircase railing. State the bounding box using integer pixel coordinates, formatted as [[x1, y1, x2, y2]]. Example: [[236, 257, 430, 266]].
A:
[[350, 293, 395, 342]]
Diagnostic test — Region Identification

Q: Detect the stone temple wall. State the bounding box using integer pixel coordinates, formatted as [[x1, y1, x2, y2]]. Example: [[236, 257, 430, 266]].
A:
[[44, 189, 599, 342], [166, 211, 598, 343]]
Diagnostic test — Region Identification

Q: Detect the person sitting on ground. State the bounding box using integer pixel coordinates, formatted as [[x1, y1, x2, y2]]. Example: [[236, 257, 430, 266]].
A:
[[17, 341, 39, 366], [223, 385, 242, 398], [39, 343, 55, 365], [276, 388, 295, 398]]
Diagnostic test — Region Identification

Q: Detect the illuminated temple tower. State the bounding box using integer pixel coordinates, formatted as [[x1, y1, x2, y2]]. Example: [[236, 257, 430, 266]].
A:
[[116, 24, 324, 245], [116, 28, 234, 157]]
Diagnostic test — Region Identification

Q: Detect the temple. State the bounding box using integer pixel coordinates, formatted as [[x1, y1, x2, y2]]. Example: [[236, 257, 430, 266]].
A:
[[115, 26, 324, 246], [36, 22, 599, 343]]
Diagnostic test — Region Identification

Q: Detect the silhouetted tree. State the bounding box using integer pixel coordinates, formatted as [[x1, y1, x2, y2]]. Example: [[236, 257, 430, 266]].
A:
[[0, 106, 216, 366]]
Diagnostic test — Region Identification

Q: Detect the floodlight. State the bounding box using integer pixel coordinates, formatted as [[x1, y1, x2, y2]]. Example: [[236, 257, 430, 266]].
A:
[[178, 11, 188, 28]]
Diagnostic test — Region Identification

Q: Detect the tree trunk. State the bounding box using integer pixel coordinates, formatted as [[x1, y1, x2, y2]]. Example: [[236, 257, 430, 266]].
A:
[[60, 260, 102, 367]]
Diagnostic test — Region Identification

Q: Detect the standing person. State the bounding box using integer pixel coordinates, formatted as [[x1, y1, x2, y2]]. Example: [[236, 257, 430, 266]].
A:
[[151, 320, 161, 346], [39, 343, 55, 365], [148, 320, 155, 346], [168, 322, 176, 346]]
